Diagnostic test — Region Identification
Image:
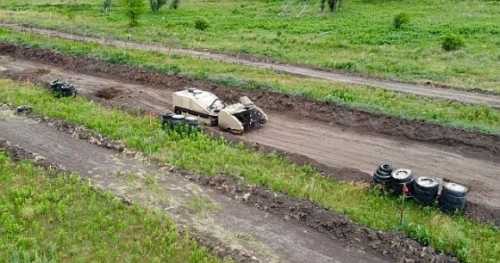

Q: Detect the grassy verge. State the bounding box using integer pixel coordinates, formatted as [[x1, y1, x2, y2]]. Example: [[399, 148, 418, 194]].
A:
[[0, 152, 219, 262], [0, 0, 499, 91], [0, 79, 498, 262], [0, 28, 500, 134]]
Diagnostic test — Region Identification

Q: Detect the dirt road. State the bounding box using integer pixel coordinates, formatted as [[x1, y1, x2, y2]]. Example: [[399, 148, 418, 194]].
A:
[[1, 56, 498, 213], [0, 108, 395, 263], [2, 23, 500, 108]]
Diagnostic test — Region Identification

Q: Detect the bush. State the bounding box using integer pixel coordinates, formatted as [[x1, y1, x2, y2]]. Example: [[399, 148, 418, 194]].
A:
[[333, 61, 356, 71], [122, 0, 145, 27], [393, 13, 410, 29], [194, 18, 209, 31], [442, 34, 465, 51]]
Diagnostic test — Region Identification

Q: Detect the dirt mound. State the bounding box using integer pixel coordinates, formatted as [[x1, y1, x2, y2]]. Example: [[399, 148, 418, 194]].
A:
[[95, 87, 122, 100]]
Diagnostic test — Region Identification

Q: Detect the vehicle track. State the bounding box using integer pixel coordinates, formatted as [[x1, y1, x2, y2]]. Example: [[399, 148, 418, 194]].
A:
[[1, 56, 499, 214], [2, 23, 500, 109], [0, 109, 396, 263]]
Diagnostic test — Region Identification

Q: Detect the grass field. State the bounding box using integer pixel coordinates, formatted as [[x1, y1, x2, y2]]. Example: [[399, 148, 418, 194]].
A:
[[0, 152, 219, 262], [0, 78, 498, 263], [0, 0, 499, 92], [1, 28, 500, 135]]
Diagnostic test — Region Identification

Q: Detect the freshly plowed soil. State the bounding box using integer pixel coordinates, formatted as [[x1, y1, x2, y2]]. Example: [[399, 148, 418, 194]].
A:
[[0, 45, 499, 225], [0, 108, 458, 262], [95, 86, 122, 100]]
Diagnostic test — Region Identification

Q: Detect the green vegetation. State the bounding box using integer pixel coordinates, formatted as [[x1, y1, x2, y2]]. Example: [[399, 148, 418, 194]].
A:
[[1, 28, 499, 135], [0, 151, 219, 262], [0, 0, 499, 91], [194, 17, 209, 31], [121, 0, 145, 27], [393, 13, 410, 29], [103, 0, 112, 14], [0, 79, 498, 263], [442, 34, 465, 52]]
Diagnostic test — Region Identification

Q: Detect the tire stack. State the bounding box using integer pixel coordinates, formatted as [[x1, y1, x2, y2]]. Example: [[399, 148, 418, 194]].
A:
[[438, 182, 468, 214], [185, 116, 200, 133], [389, 169, 415, 195], [372, 163, 393, 187], [161, 113, 175, 129], [371, 163, 468, 214], [50, 79, 77, 97], [412, 177, 439, 206], [161, 113, 184, 129], [161, 113, 200, 134]]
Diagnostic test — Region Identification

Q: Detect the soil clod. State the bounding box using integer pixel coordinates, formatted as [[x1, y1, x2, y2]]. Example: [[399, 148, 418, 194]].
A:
[[95, 86, 122, 100]]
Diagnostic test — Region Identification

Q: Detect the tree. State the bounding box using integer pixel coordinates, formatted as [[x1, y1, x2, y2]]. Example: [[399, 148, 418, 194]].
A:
[[321, 0, 340, 12], [122, 0, 145, 27], [103, 0, 112, 14], [149, 0, 167, 12]]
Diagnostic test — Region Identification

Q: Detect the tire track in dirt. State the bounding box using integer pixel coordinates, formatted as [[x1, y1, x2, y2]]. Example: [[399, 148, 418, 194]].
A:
[[1, 56, 499, 219], [2, 23, 500, 108], [3, 109, 462, 262], [0, 109, 393, 263]]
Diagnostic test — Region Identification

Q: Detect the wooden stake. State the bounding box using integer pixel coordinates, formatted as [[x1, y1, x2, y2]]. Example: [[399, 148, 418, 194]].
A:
[[400, 183, 408, 226]]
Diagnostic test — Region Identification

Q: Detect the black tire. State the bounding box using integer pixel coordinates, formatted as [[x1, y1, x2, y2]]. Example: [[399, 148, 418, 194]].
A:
[[438, 190, 466, 214], [379, 163, 393, 173], [377, 168, 391, 175], [412, 185, 437, 205], [440, 194, 465, 205], [391, 169, 413, 183], [412, 177, 439, 203], [389, 169, 414, 195], [373, 175, 391, 185], [374, 170, 391, 179], [441, 182, 468, 197], [414, 177, 439, 190], [413, 184, 439, 196], [413, 183, 438, 196], [372, 163, 395, 189], [174, 107, 182, 114]]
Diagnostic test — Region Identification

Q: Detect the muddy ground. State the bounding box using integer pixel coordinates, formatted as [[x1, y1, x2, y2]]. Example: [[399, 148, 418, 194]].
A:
[[0, 47, 498, 224], [2, 23, 500, 105], [1, 44, 499, 155], [0, 107, 459, 262]]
